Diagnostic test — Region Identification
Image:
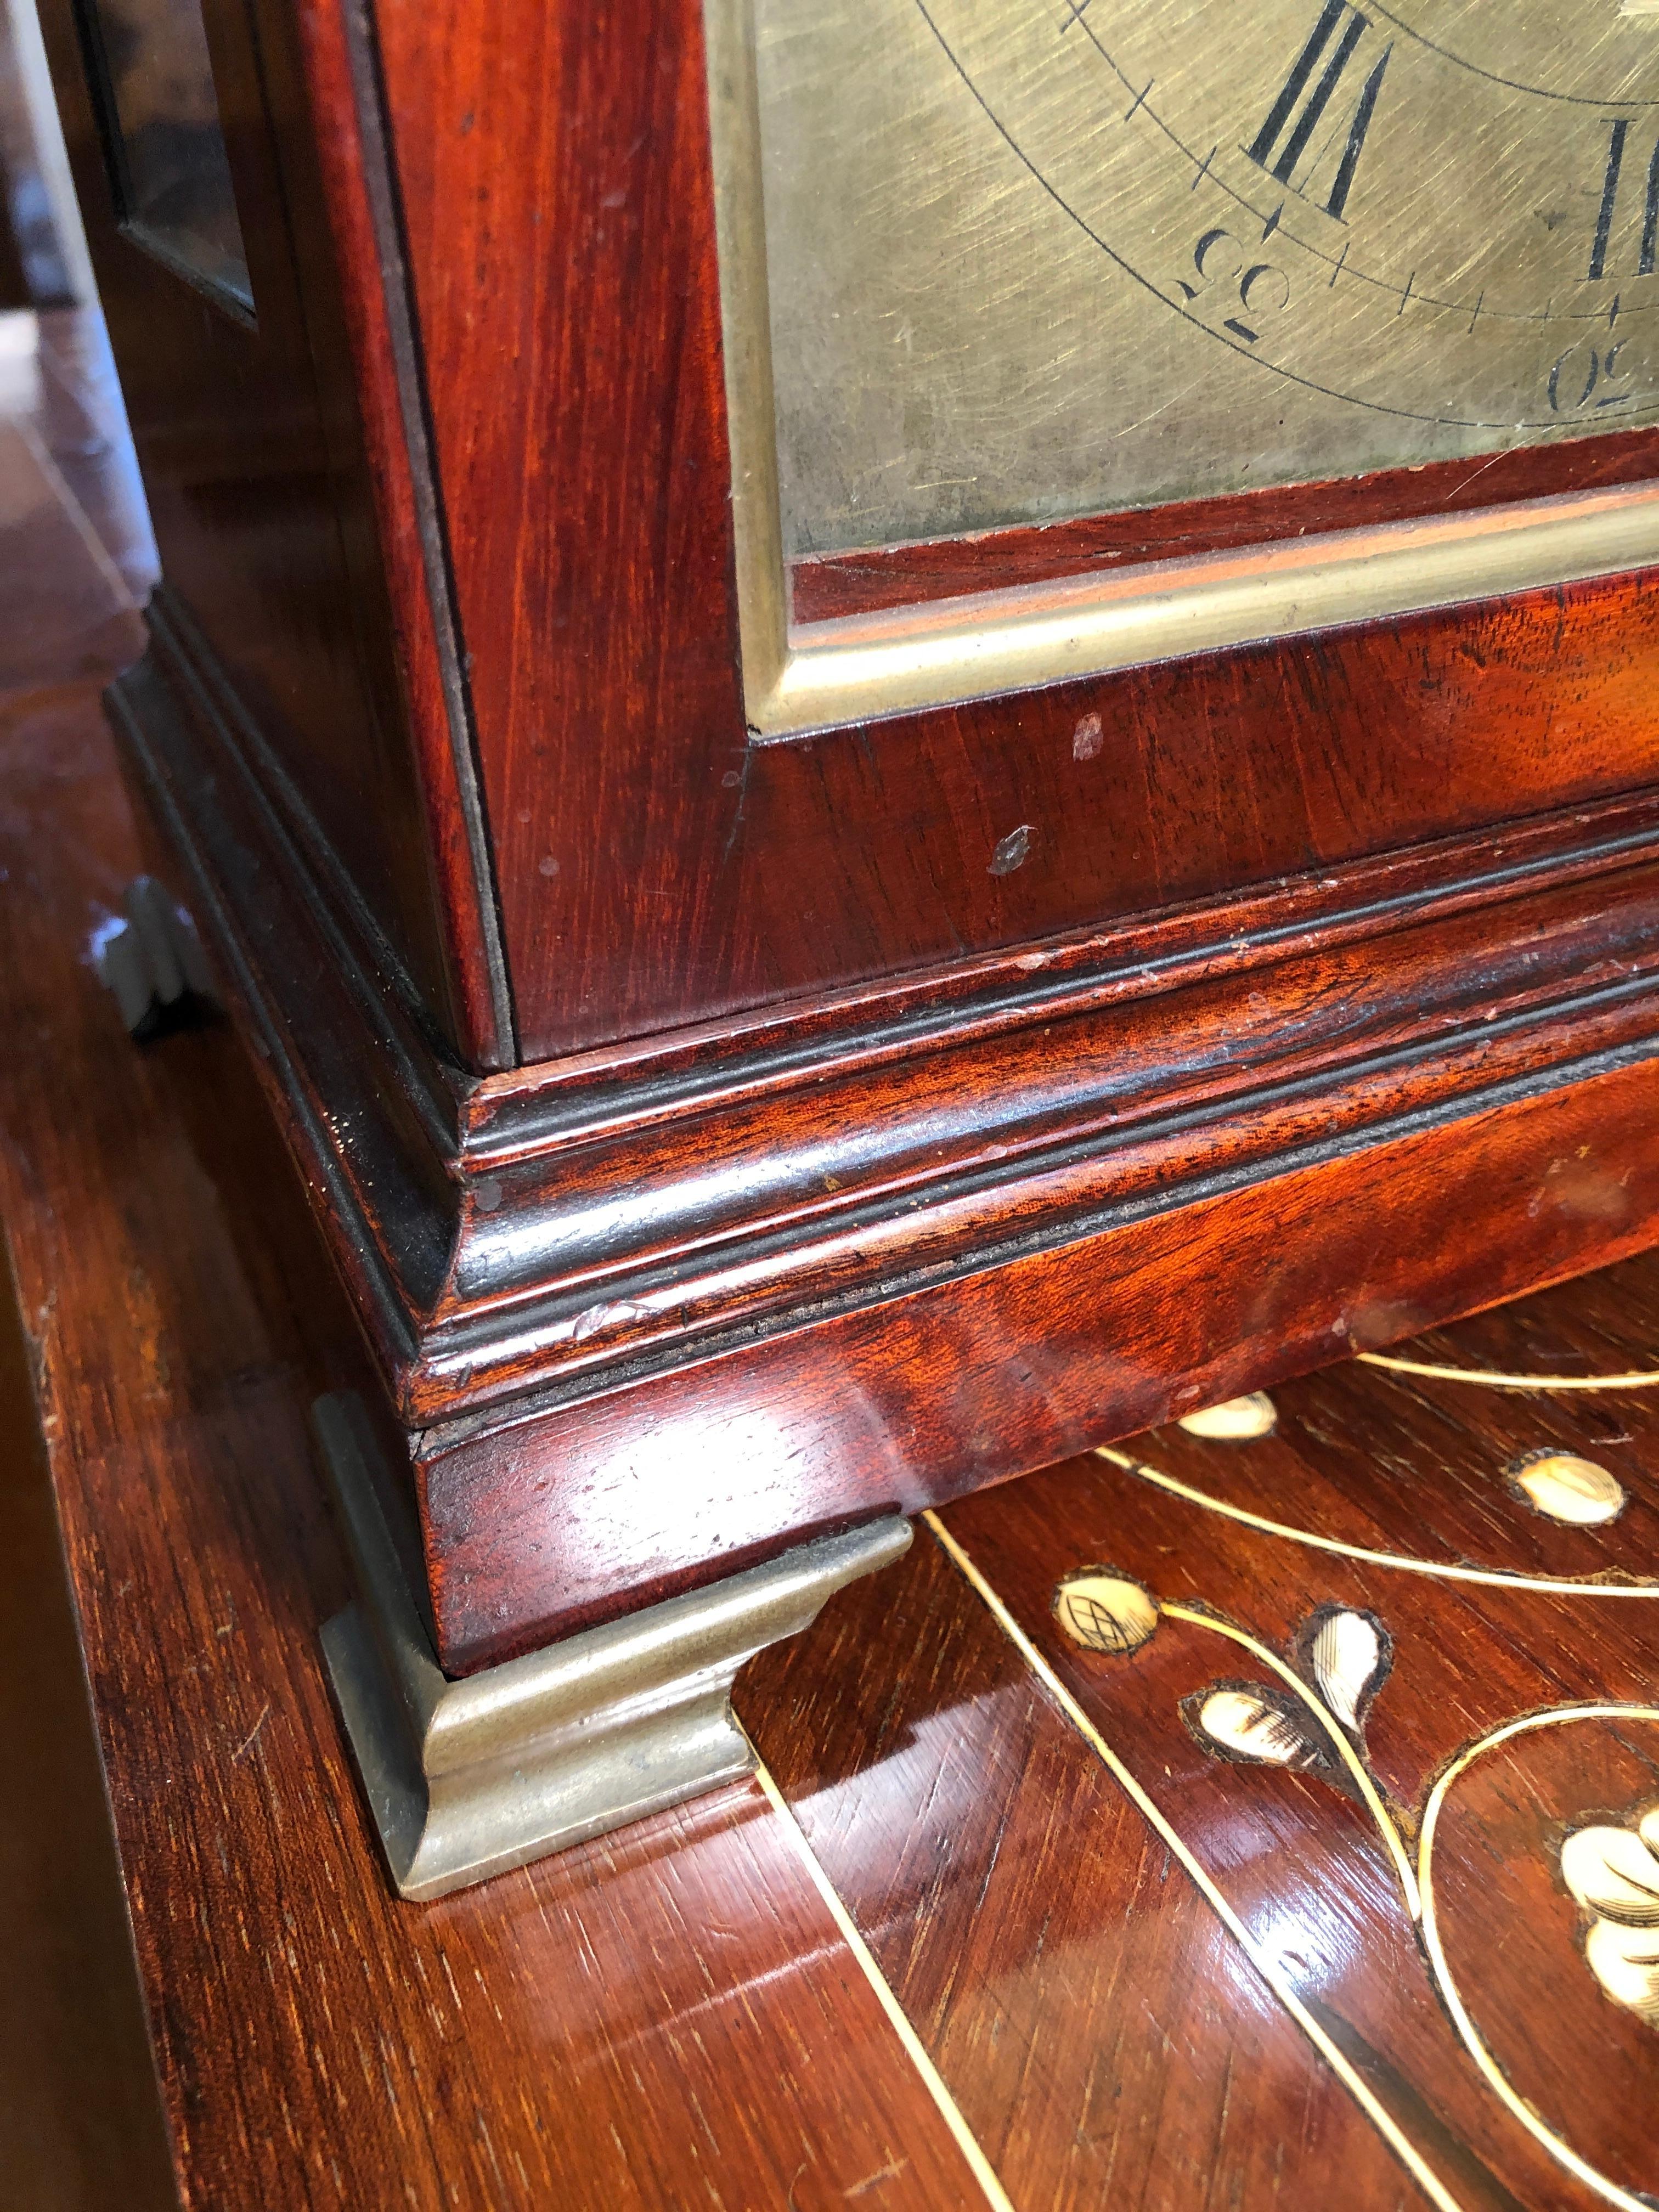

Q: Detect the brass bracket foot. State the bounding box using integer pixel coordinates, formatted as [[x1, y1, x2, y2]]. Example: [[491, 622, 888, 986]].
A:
[[97, 876, 215, 1037], [314, 1395, 911, 1901]]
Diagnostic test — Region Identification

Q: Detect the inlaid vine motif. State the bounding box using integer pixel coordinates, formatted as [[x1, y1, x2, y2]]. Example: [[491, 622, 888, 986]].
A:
[[1052, 1565, 1659, 2212]]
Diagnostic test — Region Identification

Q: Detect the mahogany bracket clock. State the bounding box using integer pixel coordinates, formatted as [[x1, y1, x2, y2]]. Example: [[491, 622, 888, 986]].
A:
[[36, 0, 1659, 1888]]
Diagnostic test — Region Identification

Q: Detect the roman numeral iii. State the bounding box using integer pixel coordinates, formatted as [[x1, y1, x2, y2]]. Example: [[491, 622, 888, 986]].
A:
[[1246, 0, 1391, 223]]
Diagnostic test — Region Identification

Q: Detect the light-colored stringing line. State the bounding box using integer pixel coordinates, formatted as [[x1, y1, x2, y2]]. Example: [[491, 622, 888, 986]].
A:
[[743, 1728, 1018, 2212], [1358, 1351, 1659, 1392], [919, 1511, 1468, 2212], [1419, 1703, 1659, 2212], [1093, 1447, 1659, 1600], [1160, 1600, 1420, 1918]]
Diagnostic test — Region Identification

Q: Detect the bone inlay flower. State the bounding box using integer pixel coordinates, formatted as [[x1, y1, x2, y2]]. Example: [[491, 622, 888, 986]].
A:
[[1561, 1805, 1659, 2026]]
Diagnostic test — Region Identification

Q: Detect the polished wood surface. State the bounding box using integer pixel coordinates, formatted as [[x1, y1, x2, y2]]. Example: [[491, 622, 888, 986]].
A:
[[0, 332, 171, 2200], [0, 318, 995, 2208], [5, 312, 1659, 2202], [33, 0, 501, 1060], [744, 1528, 1430, 2212], [0, 1228, 178, 2212], [371, 0, 1659, 1056], [425, 1041, 1659, 1668], [741, 1261, 1659, 2212], [32, 0, 1659, 1063], [23, 0, 1659, 1662], [112, 544, 1659, 1662]]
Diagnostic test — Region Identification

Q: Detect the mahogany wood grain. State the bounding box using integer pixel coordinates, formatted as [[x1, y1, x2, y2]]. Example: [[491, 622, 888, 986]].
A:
[[33, 0, 491, 1057], [370, 0, 1659, 1058], [105, 531, 1659, 1665], [8, 343, 1659, 2206], [13, 657, 1659, 2207], [0, 664, 995, 2212], [423, 1043, 1659, 1668], [745, 1260, 1659, 2209], [0, 1238, 179, 2212], [664, 563, 1659, 1047], [1131, 1246, 1659, 1589], [0, 320, 173, 2211], [930, 1452, 1659, 2208], [372, 0, 752, 1058], [41, 0, 1659, 1673], [35, 0, 1659, 1066], [284, 0, 514, 1066], [739, 1531, 1432, 2212]]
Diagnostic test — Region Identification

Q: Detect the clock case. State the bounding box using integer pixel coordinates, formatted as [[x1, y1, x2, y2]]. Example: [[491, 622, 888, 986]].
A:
[[40, 0, 1659, 1676]]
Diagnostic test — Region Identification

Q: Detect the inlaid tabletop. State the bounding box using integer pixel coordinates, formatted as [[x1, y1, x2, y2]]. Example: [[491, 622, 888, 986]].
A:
[[746, 1273, 1659, 2212]]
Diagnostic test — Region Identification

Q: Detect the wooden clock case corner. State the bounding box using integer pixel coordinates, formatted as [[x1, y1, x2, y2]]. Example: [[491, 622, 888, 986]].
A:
[[38, 0, 1659, 1680]]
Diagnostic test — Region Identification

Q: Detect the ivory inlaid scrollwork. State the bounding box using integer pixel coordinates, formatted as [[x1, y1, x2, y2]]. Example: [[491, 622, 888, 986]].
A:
[[1051, 1564, 1659, 2212]]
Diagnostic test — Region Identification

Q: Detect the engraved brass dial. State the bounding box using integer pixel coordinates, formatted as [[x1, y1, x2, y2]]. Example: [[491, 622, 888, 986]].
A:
[[748, 0, 1659, 559]]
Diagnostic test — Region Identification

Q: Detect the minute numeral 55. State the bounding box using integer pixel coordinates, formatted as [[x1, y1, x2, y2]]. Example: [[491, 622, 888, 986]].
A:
[[1177, 230, 1291, 342], [1245, 0, 1392, 223], [1589, 119, 1659, 281]]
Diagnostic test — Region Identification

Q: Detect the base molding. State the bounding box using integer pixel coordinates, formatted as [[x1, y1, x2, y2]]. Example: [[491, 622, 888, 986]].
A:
[[110, 603, 1659, 1672], [315, 1394, 911, 1899]]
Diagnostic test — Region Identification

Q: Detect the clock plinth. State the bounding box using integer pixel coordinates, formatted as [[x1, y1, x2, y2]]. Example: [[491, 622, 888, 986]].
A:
[[34, 0, 1659, 1699]]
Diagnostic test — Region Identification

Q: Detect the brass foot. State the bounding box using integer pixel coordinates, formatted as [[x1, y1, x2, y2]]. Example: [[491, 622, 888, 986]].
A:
[[314, 1393, 911, 1901], [97, 876, 213, 1037]]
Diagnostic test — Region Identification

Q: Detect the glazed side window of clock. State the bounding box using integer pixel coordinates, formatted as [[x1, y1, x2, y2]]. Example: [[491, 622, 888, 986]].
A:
[[71, 0, 254, 319]]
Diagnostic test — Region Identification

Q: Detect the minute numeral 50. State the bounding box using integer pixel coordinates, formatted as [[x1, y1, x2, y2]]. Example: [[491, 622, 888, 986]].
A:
[[1548, 337, 1637, 415]]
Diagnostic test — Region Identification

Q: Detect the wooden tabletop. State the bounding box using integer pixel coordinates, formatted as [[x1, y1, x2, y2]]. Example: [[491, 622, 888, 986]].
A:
[[4, 307, 1658, 2211]]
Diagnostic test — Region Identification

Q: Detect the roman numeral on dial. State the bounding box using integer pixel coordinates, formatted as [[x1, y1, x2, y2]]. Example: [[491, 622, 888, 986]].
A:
[[1245, 0, 1391, 223], [1589, 119, 1659, 281]]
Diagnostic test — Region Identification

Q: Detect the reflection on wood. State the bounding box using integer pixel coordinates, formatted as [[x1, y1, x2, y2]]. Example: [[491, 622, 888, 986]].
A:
[[747, 1249, 1659, 2211], [0, 305, 1005, 2212]]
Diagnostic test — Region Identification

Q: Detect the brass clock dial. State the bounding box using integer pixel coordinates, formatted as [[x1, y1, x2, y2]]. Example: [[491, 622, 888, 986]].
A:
[[747, 0, 1659, 560]]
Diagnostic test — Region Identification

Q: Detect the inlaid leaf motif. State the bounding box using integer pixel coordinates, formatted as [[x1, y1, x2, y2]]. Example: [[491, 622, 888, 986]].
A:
[[1053, 1571, 1160, 1656], [1184, 1684, 1325, 1770], [1508, 1452, 1627, 1527], [1298, 1606, 1391, 1734], [1176, 1392, 1277, 1440], [1561, 1804, 1659, 2029]]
